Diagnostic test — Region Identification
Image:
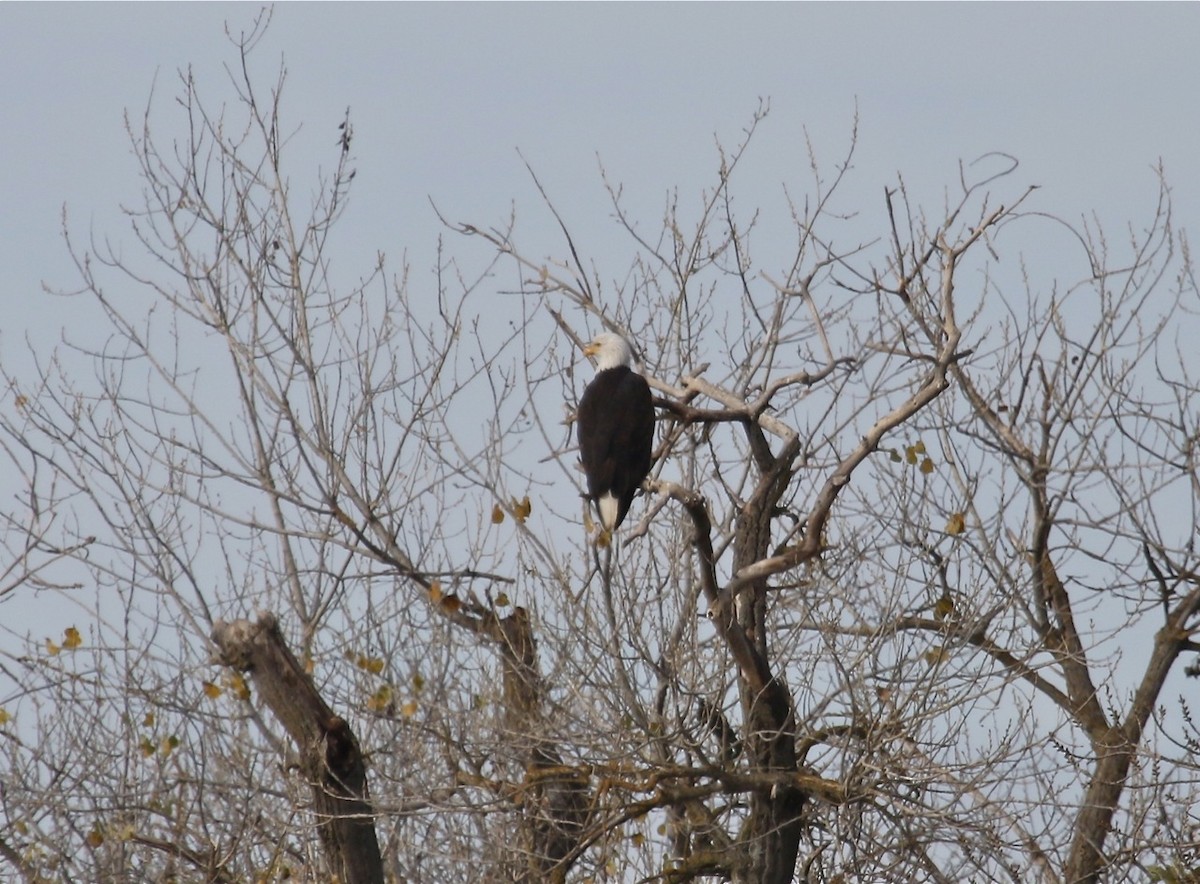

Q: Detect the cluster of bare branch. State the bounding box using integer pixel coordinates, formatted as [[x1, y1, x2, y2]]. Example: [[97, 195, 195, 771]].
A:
[[2, 17, 1198, 884]]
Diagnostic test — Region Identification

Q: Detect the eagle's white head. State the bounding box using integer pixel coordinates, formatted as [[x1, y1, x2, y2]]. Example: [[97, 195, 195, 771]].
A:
[[584, 332, 635, 372]]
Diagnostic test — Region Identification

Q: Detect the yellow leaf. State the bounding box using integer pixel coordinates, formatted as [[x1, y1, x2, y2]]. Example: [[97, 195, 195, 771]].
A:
[[304, 656, 315, 675], [494, 592, 511, 608], [139, 737, 156, 757], [924, 645, 947, 666], [228, 673, 251, 702], [919, 457, 934, 475], [429, 581, 443, 604], [63, 627, 83, 650], [439, 593, 462, 613], [889, 450, 902, 463], [142, 711, 155, 727], [946, 512, 966, 535], [367, 684, 393, 713], [161, 735, 180, 756], [913, 440, 926, 455], [412, 672, 425, 691], [45, 638, 60, 656], [491, 504, 505, 524], [14, 393, 29, 411], [86, 826, 104, 848], [356, 654, 384, 675], [512, 495, 532, 523], [202, 681, 223, 700], [0, 707, 10, 726], [400, 699, 418, 718], [934, 594, 955, 621], [630, 832, 645, 847]]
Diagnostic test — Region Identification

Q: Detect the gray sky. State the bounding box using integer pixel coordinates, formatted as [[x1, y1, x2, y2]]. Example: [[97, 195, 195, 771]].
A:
[[3, 3, 1197, 331], [1, 3, 1198, 634]]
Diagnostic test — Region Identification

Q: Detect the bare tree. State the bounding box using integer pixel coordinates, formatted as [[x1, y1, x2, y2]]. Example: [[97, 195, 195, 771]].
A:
[[2, 16, 1198, 884]]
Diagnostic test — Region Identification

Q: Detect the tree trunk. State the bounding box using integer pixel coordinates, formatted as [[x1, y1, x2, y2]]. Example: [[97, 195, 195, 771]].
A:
[[1064, 740, 1134, 884], [732, 435, 806, 884], [211, 614, 384, 884], [488, 606, 589, 881]]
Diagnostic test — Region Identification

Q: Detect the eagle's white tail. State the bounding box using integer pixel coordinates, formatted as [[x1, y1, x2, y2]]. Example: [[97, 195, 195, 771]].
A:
[[597, 492, 620, 533]]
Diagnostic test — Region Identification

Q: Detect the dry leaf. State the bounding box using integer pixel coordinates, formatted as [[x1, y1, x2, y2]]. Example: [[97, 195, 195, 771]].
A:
[[356, 654, 384, 675], [229, 673, 251, 701], [946, 512, 966, 535], [367, 684, 393, 713]]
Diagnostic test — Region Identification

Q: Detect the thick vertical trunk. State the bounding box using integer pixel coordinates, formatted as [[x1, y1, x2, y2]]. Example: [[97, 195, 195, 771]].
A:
[[730, 439, 806, 883], [734, 675, 807, 884], [211, 614, 384, 884], [1064, 742, 1134, 884], [489, 606, 589, 881]]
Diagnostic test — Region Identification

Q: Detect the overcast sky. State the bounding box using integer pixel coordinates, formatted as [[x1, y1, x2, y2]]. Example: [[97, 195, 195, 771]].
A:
[[3, 3, 1197, 334]]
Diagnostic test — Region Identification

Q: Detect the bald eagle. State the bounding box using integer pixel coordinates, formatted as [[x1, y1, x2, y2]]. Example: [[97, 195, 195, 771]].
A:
[[577, 332, 655, 534]]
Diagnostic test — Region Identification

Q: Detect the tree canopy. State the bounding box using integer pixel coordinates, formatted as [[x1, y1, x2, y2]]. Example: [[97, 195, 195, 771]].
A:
[[2, 20, 1199, 884]]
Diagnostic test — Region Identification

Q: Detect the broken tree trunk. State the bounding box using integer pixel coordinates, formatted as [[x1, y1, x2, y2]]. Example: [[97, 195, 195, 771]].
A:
[[211, 613, 384, 884]]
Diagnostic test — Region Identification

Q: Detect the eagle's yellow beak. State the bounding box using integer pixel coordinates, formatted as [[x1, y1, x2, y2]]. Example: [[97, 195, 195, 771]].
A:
[[583, 340, 601, 358]]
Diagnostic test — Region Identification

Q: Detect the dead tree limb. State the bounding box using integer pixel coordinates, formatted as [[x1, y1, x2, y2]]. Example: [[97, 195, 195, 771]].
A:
[[211, 613, 384, 884]]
